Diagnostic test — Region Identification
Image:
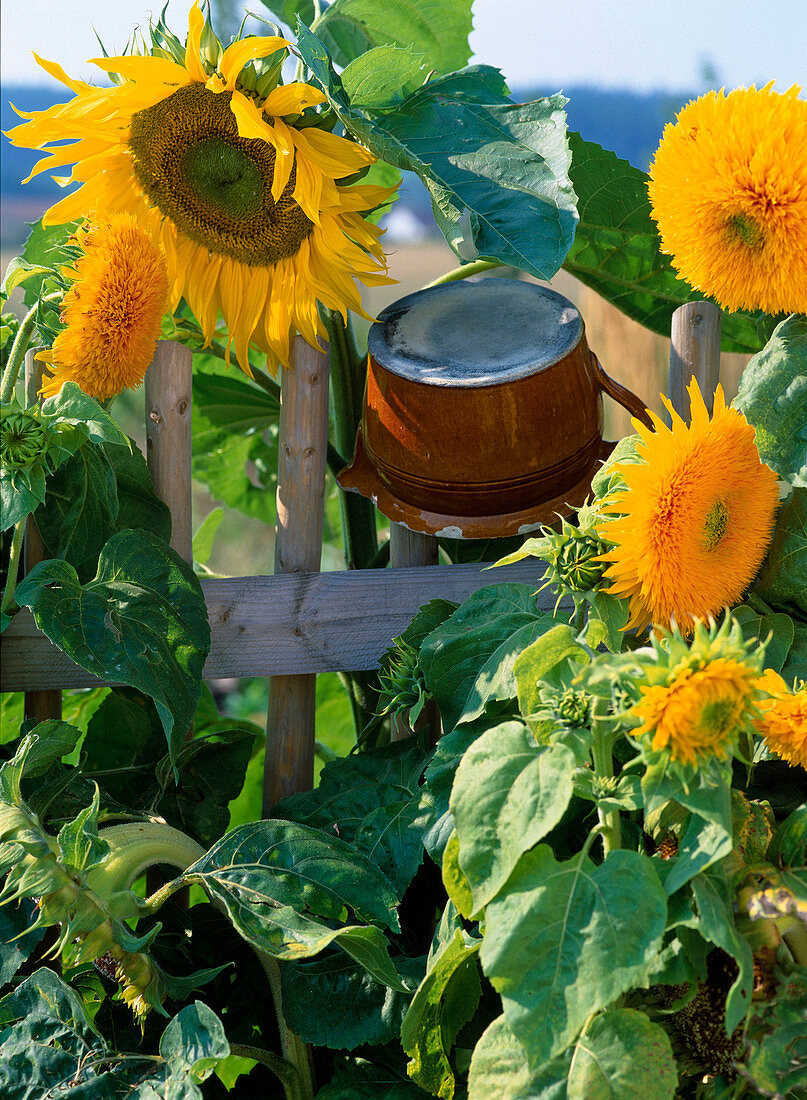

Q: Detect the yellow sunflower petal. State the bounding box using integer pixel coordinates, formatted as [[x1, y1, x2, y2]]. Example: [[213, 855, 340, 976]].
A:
[[32, 53, 93, 94], [217, 35, 289, 91], [293, 125, 375, 177], [184, 2, 208, 83], [89, 54, 193, 87], [263, 82, 327, 116], [229, 89, 276, 142]]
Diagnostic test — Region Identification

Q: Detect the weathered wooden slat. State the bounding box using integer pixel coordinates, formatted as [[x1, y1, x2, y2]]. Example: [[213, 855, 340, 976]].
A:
[[669, 301, 722, 419], [1, 560, 548, 691], [265, 336, 331, 811]]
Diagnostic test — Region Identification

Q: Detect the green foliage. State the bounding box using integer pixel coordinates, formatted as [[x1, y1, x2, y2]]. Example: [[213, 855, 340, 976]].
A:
[[401, 916, 481, 1099], [480, 845, 667, 1067], [178, 819, 408, 988], [451, 729, 575, 913], [191, 369, 280, 523], [734, 313, 807, 487], [0, 970, 229, 1098], [274, 739, 434, 894], [468, 1010, 677, 1100], [297, 25, 578, 280], [281, 949, 417, 1049], [754, 487, 807, 619], [418, 584, 558, 731], [310, 0, 473, 73], [15, 530, 210, 764]]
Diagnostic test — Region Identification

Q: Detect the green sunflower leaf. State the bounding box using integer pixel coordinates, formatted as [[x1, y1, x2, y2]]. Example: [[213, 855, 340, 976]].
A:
[[754, 488, 807, 618], [564, 134, 769, 354], [480, 845, 667, 1068], [418, 583, 558, 731], [296, 25, 578, 281], [734, 313, 807, 487], [310, 0, 473, 74], [14, 529, 210, 764], [401, 926, 481, 1099], [468, 1010, 677, 1100], [191, 370, 279, 523], [177, 820, 407, 990], [451, 729, 575, 913], [341, 45, 427, 108]]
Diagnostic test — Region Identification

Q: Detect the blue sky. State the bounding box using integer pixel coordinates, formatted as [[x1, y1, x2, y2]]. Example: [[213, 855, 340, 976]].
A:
[[2, 0, 805, 92]]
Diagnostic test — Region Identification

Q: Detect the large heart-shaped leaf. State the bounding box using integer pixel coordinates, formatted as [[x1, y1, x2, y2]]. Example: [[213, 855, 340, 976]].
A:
[[15, 530, 210, 763], [734, 314, 807, 487], [179, 820, 407, 990], [296, 26, 578, 280], [480, 845, 667, 1067], [310, 0, 473, 73], [33, 440, 119, 581], [564, 133, 768, 354]]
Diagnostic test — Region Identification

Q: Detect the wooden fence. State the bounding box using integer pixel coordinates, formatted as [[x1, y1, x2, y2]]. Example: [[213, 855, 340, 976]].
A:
[[0, 301, 722, 808]]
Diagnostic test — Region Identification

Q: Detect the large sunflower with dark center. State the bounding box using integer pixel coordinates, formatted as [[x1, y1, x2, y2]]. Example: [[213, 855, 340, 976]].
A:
[[7, 1, 395, 372]]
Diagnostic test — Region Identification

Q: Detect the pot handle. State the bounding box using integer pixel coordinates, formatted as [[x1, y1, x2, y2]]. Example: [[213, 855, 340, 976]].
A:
[[591, 352, 654, 459]]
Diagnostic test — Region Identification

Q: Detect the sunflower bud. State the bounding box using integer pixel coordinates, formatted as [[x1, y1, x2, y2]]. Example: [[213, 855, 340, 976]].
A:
[[0, 407, 48, 471], [538, 684, 593, 731]]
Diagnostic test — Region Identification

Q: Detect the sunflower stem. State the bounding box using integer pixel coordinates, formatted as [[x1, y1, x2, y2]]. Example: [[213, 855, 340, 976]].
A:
[[229, 1044, 307, 1100], [591, 698, 621, 856], [1, 304, 39, 404], [1, 519, 27, 617], [323, 308, 377, 570], [257, 952, 316, 1100], [424, 259, 502, 288]]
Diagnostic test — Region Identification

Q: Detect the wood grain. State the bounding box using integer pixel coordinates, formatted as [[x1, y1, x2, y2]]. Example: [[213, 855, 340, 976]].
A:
[[1, 560, 549, 691], [669, 302, 722, 419], [264, 337, 331, 812], [145, 341, 193, 561]]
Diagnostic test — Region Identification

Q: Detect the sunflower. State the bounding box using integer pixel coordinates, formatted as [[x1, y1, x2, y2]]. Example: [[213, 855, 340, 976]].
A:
[[7, 3, 395, 374], [648, 83, 807, 314], [754, 670, 807, 769], [597, 377, 779, 633], [37, 213, 168, 401], [629, 617, 762, 765]]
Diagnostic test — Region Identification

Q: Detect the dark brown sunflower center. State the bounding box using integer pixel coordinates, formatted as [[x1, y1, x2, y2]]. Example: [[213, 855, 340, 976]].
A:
[[702, 499, 729, 551], [128, 82, 313, 265], [726, 213, 764, 249]]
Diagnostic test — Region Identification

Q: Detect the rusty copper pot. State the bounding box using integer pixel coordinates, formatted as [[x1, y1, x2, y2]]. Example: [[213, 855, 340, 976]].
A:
[[338, 279, 650, 538]]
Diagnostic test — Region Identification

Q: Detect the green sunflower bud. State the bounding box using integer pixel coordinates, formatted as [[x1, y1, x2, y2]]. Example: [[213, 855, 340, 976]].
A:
[[0, 408, 48, 471], [377, 638, 430, 726]]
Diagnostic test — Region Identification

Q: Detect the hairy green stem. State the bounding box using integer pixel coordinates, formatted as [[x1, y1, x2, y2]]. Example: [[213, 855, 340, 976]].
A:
[[591, 699, 621, 856], [229, 1044, 307, 1100], [258, 952, 315, 1100], [0, 293, 61, 403], [1, 519, 27, 616], [424, 259, 502, 288], [1, 304, 38, 404]]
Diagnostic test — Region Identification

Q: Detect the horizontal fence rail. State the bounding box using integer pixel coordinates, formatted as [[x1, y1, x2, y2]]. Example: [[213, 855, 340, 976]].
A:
[[1, 559, 551, 692]]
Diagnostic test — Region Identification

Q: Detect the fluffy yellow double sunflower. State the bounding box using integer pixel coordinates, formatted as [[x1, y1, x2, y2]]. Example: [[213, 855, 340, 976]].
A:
[[648, 84, 807, 314], [597, 378, 779, 634], [38, 213, 169, 401], [7, 3, 395, 373], [754, 669, 807, 770]]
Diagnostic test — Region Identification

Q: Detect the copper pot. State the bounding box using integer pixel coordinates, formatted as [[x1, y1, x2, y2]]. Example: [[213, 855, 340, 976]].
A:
[[338, 279, 651, 538]]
